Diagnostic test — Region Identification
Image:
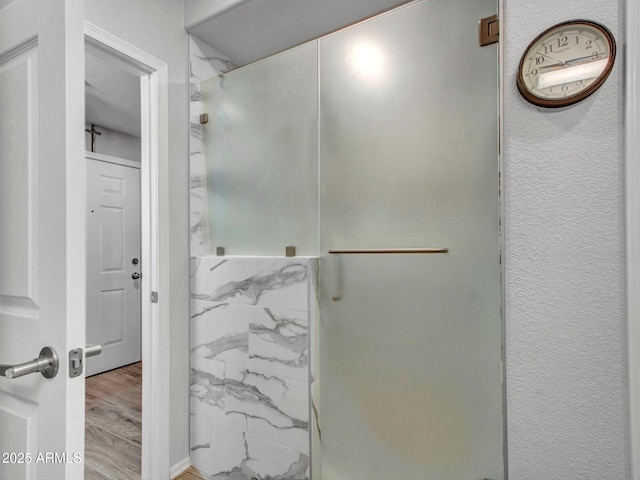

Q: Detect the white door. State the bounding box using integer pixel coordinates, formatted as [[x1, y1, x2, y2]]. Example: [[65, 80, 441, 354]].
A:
[[0, 0, 85, 479], [86, 156, 141, 376]]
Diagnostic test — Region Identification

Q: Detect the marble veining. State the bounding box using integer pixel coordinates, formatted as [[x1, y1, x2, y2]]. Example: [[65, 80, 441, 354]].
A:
[[191, 258, 308, 309], [191, 443, 210, 451], [225, 367, 310, 454], [191, 302, 227, 319], [190, 121, 203, 141], [209, 258, 228, 273], [190, 173, 204, 191], [195, 264, 307, 305], [225, 369, 308, 430], [251, 309, 308, 368], [194, 332, 248, 361], [211, 451, 309, 480], [249, 307, 309, 382], [196, 55, 238, 74], [204, 421, 309, 480], [190, 257, 315, 478], [191, 301, 249, 367], [191, 367, 225, 406], [191, 257, 202, 278]]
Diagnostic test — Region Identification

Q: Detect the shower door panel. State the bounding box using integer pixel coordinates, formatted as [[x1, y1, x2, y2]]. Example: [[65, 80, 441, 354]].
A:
[[202, 42, 318, 256], [318, 1, 502, 479]]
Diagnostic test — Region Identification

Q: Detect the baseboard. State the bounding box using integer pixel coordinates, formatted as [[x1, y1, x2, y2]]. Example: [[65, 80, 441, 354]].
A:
[[169, 457, 191, 479]]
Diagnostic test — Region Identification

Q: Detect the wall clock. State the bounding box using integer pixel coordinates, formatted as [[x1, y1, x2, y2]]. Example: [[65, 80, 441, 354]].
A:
[[516, 20, 616, 108]]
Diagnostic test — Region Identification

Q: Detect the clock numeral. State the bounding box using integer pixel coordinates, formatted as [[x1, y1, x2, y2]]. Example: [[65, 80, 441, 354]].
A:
[[530, 69, 538, 77], [562, 84, 569, 92], [536, 56, 544, 65], [557, 36, 568, 47], [575, 36, 580, 44], [544, 45, 553, 54], [585, 40, 593, 49]]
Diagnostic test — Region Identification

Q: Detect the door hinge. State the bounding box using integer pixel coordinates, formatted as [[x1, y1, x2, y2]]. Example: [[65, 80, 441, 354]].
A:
[[151, 291, 158, 303], [199, 113, 209, 124], [479, 15, 499, 46]]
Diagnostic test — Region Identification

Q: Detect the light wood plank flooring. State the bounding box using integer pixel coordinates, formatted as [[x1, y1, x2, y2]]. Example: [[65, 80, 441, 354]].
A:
[[85, 363, 206, 480], [174, 467, 207, 479], [85, 362, 142, 480]]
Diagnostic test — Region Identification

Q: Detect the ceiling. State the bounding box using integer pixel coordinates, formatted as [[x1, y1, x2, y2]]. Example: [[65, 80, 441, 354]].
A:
[[189, 0, 410, 67], [1, 4, 141, 139], [85, 46, 141, 138], [82, 0, 409, 138]]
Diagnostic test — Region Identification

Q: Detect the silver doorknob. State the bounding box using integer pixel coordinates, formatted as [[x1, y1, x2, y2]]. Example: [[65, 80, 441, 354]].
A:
[[0, 347, 59, 379], [85, 345, 103, 358], [132, 272, 141, 280]]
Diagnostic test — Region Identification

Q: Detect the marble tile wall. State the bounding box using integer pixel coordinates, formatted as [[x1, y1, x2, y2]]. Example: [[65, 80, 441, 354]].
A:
[[190, 256, 316, 479], [189, 36, 237, 257]]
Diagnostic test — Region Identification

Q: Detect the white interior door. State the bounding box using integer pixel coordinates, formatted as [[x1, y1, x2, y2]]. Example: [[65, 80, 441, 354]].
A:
[[86, 156, 141, 376], [0, 0, 85, 479]]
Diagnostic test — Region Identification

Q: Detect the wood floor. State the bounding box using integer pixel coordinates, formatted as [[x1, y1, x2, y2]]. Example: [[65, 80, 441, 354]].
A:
[[85, 363, 206, 480], [85, 362, 142, 480], [174, 467, 207, 479]]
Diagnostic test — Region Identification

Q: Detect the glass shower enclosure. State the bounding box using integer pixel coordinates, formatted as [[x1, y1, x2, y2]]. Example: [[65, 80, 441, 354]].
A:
[[193, 0, 503, 478]]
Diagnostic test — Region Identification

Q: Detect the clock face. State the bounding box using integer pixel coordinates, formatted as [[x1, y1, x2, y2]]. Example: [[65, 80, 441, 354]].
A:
[[517, 21, 616, 107]]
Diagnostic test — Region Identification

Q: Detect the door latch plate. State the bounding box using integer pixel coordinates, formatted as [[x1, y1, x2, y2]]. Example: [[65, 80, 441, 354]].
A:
[[69, 348, 83, 378]]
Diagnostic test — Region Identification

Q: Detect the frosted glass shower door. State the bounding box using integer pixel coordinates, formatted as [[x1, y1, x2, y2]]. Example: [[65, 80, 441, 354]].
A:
[[317, 1, 502, 479], [202, 42, 318, 255]]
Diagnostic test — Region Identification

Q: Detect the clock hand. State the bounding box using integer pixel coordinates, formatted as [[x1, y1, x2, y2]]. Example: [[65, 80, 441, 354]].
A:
[[537, 53, 602, 70], [537, 62, 563, 70], [537, 52, 564, 64], [562, 53, 601, 65]]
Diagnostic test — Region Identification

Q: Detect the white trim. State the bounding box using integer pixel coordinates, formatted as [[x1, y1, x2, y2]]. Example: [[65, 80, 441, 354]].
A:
[[169, 457, 191, 479], [84, 22, 160, 74], [84, 21, 171, 480], [85, 150, 141, 170], [626, 0, 640, 477]]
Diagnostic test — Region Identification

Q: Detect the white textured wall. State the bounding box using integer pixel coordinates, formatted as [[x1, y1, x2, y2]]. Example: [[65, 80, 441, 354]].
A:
[[503, 0, 629, 478], [84, 123, 141, 162], [84, 0, 190, 469]]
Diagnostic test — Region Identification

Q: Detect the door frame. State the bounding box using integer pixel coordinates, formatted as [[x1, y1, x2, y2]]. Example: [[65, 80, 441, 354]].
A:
[[626, 0, 640, 477], [84, 22, 171, 479]]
